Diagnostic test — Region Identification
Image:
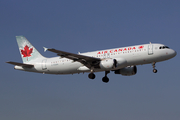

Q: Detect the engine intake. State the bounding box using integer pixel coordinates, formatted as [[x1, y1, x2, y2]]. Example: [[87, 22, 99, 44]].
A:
[[100, 58, 117, 69]]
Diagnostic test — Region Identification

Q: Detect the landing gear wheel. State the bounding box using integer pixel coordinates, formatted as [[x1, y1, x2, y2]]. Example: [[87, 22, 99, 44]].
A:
[[152, 62, 158, 73], [102, 76, 109, 83], [153, 69, 157, 73], [88, 73, 95, 79]]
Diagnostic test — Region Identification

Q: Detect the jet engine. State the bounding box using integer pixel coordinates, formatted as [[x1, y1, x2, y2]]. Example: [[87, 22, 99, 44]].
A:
[[114, 66, 137, 76], [100, 58, 117, 69]]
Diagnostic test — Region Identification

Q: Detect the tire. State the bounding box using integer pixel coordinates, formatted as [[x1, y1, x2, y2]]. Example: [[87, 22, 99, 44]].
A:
[[153, 69, 157, 73], [88, 73, 95, 79], [102, 76, 109, 83]]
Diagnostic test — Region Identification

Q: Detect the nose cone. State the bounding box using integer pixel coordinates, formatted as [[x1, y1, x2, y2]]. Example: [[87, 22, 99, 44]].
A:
[[172, 50, 177, 57], [170, 49, 177, 58]]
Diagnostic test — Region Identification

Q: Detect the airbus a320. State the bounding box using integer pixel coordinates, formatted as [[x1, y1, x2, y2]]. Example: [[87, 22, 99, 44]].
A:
[[7, 36, 177, 83]]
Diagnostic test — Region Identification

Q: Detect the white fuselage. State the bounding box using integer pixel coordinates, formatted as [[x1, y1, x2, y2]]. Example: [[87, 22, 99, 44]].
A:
[[15, 43, 176, 74]]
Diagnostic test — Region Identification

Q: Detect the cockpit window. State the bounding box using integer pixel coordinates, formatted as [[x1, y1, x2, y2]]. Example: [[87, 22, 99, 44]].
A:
[[159, 46, 170, 49]]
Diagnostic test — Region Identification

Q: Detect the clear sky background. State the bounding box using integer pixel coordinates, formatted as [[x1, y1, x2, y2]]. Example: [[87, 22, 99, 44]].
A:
[[1, 0, 180, 120]]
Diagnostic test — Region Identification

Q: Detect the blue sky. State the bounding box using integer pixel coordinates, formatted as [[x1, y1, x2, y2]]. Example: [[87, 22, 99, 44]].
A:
[[1, 0, 180, 120]]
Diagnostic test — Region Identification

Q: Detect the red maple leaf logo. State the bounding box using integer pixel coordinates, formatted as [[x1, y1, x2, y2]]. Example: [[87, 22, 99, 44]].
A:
[[21, 45, 33, 57], [138, 46, 144, 49]]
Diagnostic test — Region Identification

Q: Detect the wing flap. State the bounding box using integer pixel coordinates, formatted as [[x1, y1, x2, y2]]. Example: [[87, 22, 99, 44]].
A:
[[6, 61, 34, 68]]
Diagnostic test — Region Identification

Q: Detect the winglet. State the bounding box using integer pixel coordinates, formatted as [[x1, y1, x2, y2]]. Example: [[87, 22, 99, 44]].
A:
[[43, 47, 48, 52]]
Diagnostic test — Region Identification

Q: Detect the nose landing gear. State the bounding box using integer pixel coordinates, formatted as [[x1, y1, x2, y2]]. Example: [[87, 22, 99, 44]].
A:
[[152, 62, 158, 73]]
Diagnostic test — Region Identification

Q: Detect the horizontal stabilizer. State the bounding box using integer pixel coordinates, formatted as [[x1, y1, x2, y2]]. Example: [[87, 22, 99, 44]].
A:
[[6, 61, 34, 68]]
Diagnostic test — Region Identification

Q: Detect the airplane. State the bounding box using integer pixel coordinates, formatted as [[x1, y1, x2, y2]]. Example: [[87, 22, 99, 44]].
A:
[[6, 36, 177, 83]]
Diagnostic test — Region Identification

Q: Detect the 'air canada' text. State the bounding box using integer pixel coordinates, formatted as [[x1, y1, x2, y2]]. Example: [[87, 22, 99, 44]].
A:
[[97, 46, 144, 54]]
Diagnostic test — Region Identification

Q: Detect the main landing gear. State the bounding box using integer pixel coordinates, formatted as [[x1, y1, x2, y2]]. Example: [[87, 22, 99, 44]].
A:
[[152, 62, 158, 73], [88, 69, 96, 79], [88, 71, 110, 83], [88, 72, 95, 79], [102, 71, 110, 83]]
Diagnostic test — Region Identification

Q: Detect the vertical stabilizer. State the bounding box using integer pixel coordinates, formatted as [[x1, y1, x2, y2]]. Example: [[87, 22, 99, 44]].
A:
[[16, 36, 45, 63]]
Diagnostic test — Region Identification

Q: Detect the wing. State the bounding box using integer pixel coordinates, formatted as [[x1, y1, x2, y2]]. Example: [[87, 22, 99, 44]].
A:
[[47, 48, 101, 68], [6, 61, 34, 68]]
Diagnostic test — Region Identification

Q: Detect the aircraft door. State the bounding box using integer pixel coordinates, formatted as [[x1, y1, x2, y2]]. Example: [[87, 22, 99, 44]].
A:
[[42, 59, 47, 70], [148, 44, 153, 55]]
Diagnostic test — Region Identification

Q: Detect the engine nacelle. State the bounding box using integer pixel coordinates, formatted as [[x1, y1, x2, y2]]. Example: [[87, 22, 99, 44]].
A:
[[100, 58, 116, 69], [114, 66, 137, 76], [115, 58, 127, 68]]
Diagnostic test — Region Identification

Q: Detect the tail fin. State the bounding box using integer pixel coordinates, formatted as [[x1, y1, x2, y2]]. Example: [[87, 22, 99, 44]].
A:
[[16, 36, 45, 63]]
